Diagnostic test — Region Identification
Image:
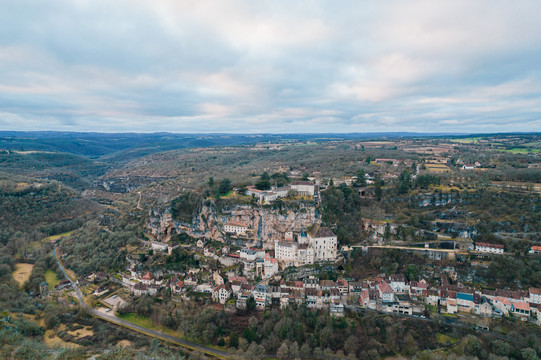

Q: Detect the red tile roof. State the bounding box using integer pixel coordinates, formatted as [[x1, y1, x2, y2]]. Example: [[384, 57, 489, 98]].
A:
[[476, 242, 504, 249]]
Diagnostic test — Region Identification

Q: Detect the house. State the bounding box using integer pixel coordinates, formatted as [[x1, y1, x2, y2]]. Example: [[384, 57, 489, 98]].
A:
[[168, 276, 184, 294], [474, 296, 492, 317], [184, 274, 198, 286], [512, 302, 530, 320], [425, 290, 440, 306], [475, 242, 504, 254], [367, 289, 380, 310], [492, 297, 512, 315], [305, 288, 319, 309], [336, 279, 349, 295], [330, 302, 345, 317], [447, 298, 458, 314], [375, 158, 399, 166], [274, 241, 297, 263], [245, 186, 292, 204], [151, 241, 168, 252], [141, 272, 154, 285], [290, 181, 316, 196], [307, 225, 337, 261], [462, 164, 476, 170], [360, 289, 370, 308], [349, 281, 363, 293], [384, 299, 413, 315], [377, 281, 394, 302], [390, 274, 407, 293], [148, 284, 160, 296], [240, 248, 265, 262], [410, 280, 428, 297], [529, 288, 541, 304], [530, 246, 541, 254], [320, 280, 335, 291], [456, 291, 475, 312], [223, 222, 248, 236], [204, 245, 216, 257], [133, 283, 148, 296], [236, 285, 253, 309], [196, 239, 206, 248], [254, 284, 270, 309], [212, 271, 224, 286], [212, 283, 232, 304], [304, 276, 320, 290]]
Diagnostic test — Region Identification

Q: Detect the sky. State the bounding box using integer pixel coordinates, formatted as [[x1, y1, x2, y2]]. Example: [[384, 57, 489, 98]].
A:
[[0, 1, 540, 133]]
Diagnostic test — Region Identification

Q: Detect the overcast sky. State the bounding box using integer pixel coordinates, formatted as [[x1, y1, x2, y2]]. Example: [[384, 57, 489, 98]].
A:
[[1, 1, 540, 133]]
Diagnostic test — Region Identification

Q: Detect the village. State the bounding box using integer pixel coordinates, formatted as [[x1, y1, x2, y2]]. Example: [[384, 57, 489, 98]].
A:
[[59, 174, 541, 332]]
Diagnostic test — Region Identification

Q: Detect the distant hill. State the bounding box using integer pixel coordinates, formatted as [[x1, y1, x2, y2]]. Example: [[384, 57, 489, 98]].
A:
[[0, 131, 467, 160]]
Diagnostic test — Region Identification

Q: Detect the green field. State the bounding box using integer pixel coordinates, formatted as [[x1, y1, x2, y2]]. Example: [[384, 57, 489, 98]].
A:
[[450, 137, 481, 144], [45, 269, 60, 290], [117, 313, 155, 329], [44, 231, 74, 242], [436, 333, 460, 345], [498, 148, 540, 154], [523, 141, 541, 148]]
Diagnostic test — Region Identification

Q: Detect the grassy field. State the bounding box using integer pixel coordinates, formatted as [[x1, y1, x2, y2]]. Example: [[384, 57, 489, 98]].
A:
[[449, 137, 481, 144], [44, 231, 74, 242], [44, 329, 81, 348], [523, 141, 541, 147], [118, 313, 156, 329], [45, 269, 60, 290], [12, 263, 34, 288], [497, 148, 540, 154], [436, 333, 460, 345], [26, 231, 74, 253], [118, 312, 192, 341], [425, 164, 451, 173]]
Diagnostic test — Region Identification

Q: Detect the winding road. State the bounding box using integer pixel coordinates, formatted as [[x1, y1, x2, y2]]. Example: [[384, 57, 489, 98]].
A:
[[52, 247, 230, 359]]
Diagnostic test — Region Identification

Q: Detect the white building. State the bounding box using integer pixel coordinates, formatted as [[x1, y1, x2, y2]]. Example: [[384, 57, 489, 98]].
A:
[[254, 284, 270, 309], [223, 223, 248, 235], [264, 254, 279, 278], [290, 181, 316, 196], [492, 296, 512, 315], [245, 186, 292, 204], [240, 248, 265, 262], [297, 244, 315, 265], [307, 226, 337, 261], [475, 242, 504, 254], [377, 281, 394, 302], [274, 241, 297, 263], [212, 283, 232, 304], [530, 288, 541, 304], [390, 274, 407, 293], [151, 241, 168, 252], [274, 225, 337, 265], [529, 246, 541, 254]]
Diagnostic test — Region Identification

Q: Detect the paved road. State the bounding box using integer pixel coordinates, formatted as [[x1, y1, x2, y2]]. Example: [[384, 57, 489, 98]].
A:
[[52, 247, 230, 359]]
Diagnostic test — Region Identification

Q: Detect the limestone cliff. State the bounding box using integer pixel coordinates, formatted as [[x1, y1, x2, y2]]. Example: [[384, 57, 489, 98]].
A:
[[147, 201, 320, 245], [194, 203, 319, 244]]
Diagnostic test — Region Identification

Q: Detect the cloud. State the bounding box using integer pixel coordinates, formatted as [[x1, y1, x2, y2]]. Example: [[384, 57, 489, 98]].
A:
[[0, 0, 540, 133]]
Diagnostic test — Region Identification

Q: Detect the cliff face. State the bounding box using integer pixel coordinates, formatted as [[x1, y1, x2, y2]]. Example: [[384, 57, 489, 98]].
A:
[[194, 203, 319, 244], [147, 202, 319, 244]]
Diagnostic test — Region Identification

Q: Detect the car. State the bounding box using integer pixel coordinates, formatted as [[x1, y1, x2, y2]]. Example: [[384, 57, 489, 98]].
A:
[[105, 308, 111, 312], [112, 295, 117, 299]]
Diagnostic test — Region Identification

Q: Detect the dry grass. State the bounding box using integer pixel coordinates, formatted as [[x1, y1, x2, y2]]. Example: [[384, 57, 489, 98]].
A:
[[117, 339, 133, 347], [44, 329, 81, 348], [67, 325, 94, 338], [425, 164, 451, 173], [12, 263, 34, 288]]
